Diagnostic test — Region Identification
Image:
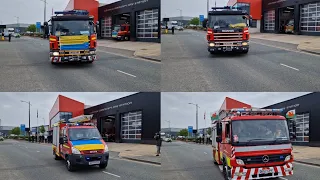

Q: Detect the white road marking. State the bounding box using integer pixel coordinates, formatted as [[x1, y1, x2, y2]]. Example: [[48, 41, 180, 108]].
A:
[[279, 177, 288, 180], [117, 70, 136, 77], [218, 165, 223, 171], [280, 63, 299, 71], [102, 171, 121, 178], [36, 151, 40, 152], [251, 41, 320, 57], [204, 152, 207, 154]]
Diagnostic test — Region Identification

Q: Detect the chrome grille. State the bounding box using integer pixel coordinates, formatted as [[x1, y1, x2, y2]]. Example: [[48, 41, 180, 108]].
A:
[[214, 32, 243, 42], [238, 154, 290, 165]]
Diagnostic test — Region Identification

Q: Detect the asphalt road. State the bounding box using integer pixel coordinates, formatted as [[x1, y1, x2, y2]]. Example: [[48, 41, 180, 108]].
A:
[[161, 141, 320, 180], [0, 139, 161, 180], [161, 29, 320, 91], [0, 37, 160, 92]]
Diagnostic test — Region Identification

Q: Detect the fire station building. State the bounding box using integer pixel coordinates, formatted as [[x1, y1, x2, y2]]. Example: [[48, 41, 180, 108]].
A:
[[227, 0, 320, 35], [49, 92, 161, 145], [264, 92, 320, 147], [65, 0, 161, 42]]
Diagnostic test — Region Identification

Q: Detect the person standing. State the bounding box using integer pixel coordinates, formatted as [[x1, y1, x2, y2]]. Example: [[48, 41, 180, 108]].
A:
[[154, 132, 162, 156], [8, 33, 11, 42], [172, 26, 175, 35]]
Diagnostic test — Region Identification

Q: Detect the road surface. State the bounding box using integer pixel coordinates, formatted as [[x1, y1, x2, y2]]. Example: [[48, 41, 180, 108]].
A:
[[161, 29, 320, 91], [162, 141, 320, 180], [0, 37, 160, 92], [0, 140, 161, 180]]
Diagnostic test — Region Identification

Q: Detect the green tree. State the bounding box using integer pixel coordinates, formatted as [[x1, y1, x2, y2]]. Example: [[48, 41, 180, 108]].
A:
[[10, 127, 20, 136], [189, 17, 200, 26], [178, 129, 188, 137], [27, 24, 36, 32], [39, 125, 45, 134]]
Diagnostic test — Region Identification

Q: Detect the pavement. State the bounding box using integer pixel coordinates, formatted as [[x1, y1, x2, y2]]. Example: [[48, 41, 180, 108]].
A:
[[162, 141, 320, 180], [98, 39, 161, 62], [251, 33, 320, 55], [107, 142, 161, 165], [0, 36, 160, 92], [0, 139, 161, 180], [161, 29, 320, 91]]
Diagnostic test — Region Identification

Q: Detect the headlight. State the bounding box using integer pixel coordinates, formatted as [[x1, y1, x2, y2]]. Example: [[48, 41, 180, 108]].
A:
[[209, 43, 215, 47], [236, 159, 245, 165], [72, 147, 81, 154], [89, 51, 96, 55], [285, 155, 291, 161], [53, 52, 59, 56], [104, 145, 109, 153], [242, 42, 248, 46]]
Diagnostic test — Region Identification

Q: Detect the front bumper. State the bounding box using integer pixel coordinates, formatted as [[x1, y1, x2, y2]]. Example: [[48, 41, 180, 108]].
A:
[[50, 50, 97, 63], [208, 41, 249, 53], [231, 162, 293, 180], [68, 152, 109, 166]]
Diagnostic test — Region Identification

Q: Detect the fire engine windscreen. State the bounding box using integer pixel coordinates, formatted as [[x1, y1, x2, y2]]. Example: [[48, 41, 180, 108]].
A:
[[231, 120, 290, 144], [52, 20, 94, 36], [208, 15, 248, 29], [113, 25, 121, 32], [68, 128, 102, 141]]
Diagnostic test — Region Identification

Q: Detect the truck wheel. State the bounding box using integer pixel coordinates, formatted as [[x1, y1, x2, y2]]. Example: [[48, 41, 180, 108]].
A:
[[66, 157, 75, 172], [54, 153, 60, 160], [99, 163, 108, 169]]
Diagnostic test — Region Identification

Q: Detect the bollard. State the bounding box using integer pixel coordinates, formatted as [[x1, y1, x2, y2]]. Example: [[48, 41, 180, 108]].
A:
[[1, 36, 4, 41]]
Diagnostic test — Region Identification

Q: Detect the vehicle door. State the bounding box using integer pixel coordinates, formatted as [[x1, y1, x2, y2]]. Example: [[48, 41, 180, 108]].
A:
[[60, 128, 70, 157]]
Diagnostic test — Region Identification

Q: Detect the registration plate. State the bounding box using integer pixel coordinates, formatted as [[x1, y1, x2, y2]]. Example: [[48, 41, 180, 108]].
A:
[[70, 51, 80, 55], [224, 42, 233, 46], [89, 161, 100, 165], [259, 168, 273, 174]]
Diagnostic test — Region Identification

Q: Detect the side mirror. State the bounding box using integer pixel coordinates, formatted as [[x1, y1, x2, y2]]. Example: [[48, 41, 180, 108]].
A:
[[216, 137, 222, 143]]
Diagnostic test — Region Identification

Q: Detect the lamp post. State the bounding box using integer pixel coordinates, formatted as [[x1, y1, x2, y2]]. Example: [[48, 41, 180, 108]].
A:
[[165, 120, 171, 137], [21, 100, 31, 142], [188, 103, 200, 136], [177, 9, 182, 25]]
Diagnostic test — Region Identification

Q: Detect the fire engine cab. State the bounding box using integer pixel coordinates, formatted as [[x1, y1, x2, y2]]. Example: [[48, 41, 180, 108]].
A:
[[52, 115, 109, 171], [212, 108, 295, 180]]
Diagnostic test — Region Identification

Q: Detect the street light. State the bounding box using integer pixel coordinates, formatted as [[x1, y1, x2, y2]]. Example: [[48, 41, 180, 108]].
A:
[[188, 103, 200, 136], [21, 100, 31, 142]]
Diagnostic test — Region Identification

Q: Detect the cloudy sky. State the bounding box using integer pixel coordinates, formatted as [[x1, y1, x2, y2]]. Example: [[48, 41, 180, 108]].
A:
[[0, 92, 135, 127], [161, 92, 310, 129], [0, 0, 120, 24], [161, 0, 229, 18]]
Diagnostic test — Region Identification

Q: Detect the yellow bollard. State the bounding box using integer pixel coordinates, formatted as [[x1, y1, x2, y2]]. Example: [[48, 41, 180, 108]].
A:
[[165, 29, 168, 34], [1, 36, 4, 41]]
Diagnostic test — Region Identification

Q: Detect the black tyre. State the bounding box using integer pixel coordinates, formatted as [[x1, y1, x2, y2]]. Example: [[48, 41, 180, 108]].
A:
[[66, 156, 75, 172], [54, 153, 60, 160], [99, 163, 108, 169]]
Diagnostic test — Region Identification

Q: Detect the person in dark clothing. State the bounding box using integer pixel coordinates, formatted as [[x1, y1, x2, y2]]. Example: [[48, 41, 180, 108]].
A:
[[172, 26, 175, 34], [8, 33, 11, 42], [154, 132, 162, 156]]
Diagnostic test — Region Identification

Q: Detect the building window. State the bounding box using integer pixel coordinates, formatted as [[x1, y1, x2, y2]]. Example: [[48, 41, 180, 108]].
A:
[[289, 113, 309, 142], [136, 9, 159, 39], [121, 111, 142, 140], [251, 20, 258, 28], [101, 16, 112, 38], [234, 3, 250, 15], [300, 2, 320, 32], [264, 10, 275, 31]]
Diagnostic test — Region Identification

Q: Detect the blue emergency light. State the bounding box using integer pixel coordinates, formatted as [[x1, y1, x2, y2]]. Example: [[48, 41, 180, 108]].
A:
[[55, 10, 89, 16]]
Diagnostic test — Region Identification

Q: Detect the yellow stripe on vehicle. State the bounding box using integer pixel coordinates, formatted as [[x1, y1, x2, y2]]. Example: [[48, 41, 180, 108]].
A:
[[73, 144, 104, 151], [226, 156, 231, 167], [63, 145, 70, 149]]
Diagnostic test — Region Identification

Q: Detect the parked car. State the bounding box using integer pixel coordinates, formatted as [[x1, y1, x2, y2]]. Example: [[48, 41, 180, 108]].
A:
[[164, 137, 172, 142], [176, 26, 184, 31]]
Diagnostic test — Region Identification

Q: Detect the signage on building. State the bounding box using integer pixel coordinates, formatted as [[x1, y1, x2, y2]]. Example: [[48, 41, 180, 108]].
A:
[[267, 0, 287, 6], [280, 104, 299, 110], [90, 102, 133, 114], [103, 0, 149, 13]]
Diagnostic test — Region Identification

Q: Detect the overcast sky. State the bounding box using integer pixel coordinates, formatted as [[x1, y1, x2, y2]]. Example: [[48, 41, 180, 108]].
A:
[[161, 92, 310, 129], [0, 0, 120, 24], [161, 0, 229, 18], [0, 92, 135, 127]]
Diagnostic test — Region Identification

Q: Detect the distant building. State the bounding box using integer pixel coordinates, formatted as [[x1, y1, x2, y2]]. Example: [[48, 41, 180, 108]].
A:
[[0, 126, 15, 136], [165, 16, 194, 26], [4, 23, 32, 33], [161, 128, 184, 137]]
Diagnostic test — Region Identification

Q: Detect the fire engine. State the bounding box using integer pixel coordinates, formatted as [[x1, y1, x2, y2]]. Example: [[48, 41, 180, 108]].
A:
[[52, 115, 109, 171], [212, 108, 295, 179], [44, 10, 98, 64], [206, 6, 252, 54], [112, 24, 130, 41]]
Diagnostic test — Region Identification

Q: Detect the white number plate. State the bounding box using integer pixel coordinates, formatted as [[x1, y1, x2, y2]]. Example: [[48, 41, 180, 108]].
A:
[[224, 42, 233, 46], [259, 169, 273, 174], [89, 161, 100, 165], [70, 51, 80, 55]]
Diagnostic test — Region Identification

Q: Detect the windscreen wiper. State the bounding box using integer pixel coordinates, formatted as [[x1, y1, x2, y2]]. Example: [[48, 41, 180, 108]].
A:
[[247, 138, 268, 142]]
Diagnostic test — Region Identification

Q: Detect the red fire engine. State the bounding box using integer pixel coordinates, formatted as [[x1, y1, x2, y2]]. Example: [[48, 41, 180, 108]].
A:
[[212, 108, 295, 179], [52, 115, 109, 171]]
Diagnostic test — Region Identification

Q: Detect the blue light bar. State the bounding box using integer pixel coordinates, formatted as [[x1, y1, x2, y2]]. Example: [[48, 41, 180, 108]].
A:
[[55, 10, 89, 16]]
